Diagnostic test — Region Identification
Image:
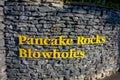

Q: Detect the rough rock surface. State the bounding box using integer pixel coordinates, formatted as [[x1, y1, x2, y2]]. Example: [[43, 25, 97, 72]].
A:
[[0, 1, 120, 80]]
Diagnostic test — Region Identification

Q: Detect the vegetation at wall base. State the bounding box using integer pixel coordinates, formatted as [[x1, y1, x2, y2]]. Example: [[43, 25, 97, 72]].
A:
[[61, 0, 120, 11]]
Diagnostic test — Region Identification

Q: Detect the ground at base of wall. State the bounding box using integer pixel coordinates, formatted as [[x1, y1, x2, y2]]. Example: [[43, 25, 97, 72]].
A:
[[99, 72, 120, 80]]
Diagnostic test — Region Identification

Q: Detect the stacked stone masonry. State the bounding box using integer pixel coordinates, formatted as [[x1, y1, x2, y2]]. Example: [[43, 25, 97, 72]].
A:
[[1, 1, 120, 80], [0, 0, 7, 80]]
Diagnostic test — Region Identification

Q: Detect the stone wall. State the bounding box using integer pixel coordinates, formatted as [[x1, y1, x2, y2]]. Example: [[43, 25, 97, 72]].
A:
[[0, 0, 7, 80], [2, 1, 120, 80]]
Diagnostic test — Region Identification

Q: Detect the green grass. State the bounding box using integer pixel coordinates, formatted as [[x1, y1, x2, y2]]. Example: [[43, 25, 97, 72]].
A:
[[61, 0, 120, 11]]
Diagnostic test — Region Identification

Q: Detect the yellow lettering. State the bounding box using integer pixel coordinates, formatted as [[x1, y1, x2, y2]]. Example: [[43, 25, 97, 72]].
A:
[[80, 51, 85, 58], [77, 36, 84, 45], [18, 35, 27, 45], [42, 52, 52, 58], [61, 52, 69, 58], [32, 52, 41, 58], [27, 38, 34, 45], [19, 48, 27, 58], [53, 49, 61, 58], [66, 39, 73, 45], [51, 39, 57, 46], [28, 49, 33, 58], [73, 52, 79, 58], [69, 49, 73, 58], [44, 38, 50, 46], [101, 37, 106, 43], [59, 36, 66, 45]]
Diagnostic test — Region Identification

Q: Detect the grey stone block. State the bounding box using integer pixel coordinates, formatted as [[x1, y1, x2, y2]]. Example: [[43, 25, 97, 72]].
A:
[[0, 10, 3, 16], [0, 7, 3, 11], [0, 1, 4, 6], [0, 39, 4, 47], [0, 16, 3, 21]]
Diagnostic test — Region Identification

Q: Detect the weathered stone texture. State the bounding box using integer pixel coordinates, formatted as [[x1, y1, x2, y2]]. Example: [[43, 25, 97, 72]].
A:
[[2, 1, 120, 80], [0, 0, 7, 80]]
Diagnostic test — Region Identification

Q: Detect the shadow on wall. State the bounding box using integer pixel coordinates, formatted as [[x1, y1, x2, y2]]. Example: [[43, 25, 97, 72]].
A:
[[104, 10, 120, 72]]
